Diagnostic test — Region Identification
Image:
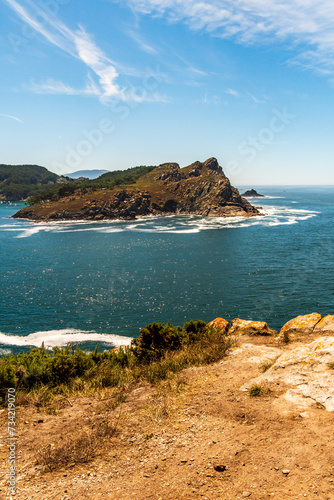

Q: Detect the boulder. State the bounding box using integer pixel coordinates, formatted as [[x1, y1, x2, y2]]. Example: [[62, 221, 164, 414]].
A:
[[207, 317, 229, 335], [229, 318, 276, 336], [226, 344, 282, 365], [241, 336, 334, 411], [278, 313, 322, 341], [314, 315, 334, 334]]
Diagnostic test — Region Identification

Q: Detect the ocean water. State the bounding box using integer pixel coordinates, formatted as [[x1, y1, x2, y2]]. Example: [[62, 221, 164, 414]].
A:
[[0, 186, 333, 354]]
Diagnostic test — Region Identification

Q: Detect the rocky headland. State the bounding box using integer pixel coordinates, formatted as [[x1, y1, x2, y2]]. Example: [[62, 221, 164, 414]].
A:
[[12, 158, 260, 221]]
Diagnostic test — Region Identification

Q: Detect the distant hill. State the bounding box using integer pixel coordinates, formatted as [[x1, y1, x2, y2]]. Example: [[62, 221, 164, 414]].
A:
[[65, 170, 110, 180], [0, 164, 62, 201]]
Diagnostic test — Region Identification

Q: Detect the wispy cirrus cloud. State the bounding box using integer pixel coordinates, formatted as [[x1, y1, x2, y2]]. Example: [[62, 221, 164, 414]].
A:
[[4, 0, 122, 101], [0, 113, 23, 123], [127, 29, 160, 55], [225, 88, 239, 97], [28, 76, 101, 96], [124, 0, 334, 75]]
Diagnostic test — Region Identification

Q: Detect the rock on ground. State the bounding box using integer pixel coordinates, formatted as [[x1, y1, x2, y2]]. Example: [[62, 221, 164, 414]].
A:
[[278, 312, 322, 341], [229, 318, 276, 336], [207, 317, 229, 335], [314, 315, 334, 334], [225, 343, 282, 366], [241, 336, 334, 411]]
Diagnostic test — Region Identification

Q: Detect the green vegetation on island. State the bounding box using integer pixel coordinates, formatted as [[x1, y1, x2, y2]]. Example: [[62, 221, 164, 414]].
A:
[[0, 164, 62, 201], [28, 165, 157, 205], [0, 163, 157, 203]]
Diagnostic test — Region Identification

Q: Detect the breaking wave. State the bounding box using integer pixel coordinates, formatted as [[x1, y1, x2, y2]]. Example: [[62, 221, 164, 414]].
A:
[[0, 329, 133, 349], [0, 203, 320, 238]]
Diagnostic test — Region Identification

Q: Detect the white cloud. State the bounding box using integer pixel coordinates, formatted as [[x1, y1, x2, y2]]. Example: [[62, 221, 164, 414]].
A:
[[124, 0, 334, 74], [246, 92, 266, 104], [198, 92, 221, 105], [28, 77, 101, 96], [4, 0, 123, 101], [0, 113, 23, 123], [127, 30, 160, 55], [225, 88, 239, 97]]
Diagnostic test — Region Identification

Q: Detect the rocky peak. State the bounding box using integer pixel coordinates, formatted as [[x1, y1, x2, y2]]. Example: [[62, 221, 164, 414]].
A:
[[203, 157, 222, 173], [186, 157, 225, 177]]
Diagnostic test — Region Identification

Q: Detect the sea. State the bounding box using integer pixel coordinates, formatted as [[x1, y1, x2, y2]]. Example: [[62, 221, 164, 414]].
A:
[[1, 186, 333, 355]]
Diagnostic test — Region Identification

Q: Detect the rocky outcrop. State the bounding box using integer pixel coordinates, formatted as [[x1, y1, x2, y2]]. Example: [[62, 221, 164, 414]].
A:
[[226, 343, 282, 366], [278, 313, 322, 342], [229, 318, 277, 336], [241, 189, 264, 197], [13, 157, 261, 221], [313, 315, 334, 334], [207, 317, 229, 335], [240, 337, 334, 411], [14, 190, 153, 222]]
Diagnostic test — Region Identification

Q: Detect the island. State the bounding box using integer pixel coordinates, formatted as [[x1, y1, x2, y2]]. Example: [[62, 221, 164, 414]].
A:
[[241, 188, 265, 197], [12, 157, 261, 221]]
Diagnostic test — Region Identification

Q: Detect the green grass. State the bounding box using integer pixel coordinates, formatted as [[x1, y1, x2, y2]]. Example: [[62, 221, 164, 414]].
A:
[[0, 320, 231, 407]]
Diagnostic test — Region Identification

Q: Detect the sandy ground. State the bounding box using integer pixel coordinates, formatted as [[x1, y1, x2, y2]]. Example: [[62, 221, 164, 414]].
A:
[[1, 334, 334, 500]]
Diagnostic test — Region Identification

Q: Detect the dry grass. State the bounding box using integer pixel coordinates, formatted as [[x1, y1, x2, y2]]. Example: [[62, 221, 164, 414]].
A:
[[36, 413, 120, 472], [248, 384, 271, 397]]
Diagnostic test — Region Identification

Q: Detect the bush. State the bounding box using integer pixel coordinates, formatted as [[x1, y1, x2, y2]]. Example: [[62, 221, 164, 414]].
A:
[[184, 320, 208, 342], [0, 319, 231, 406], [131, 322, 186, 363], [0, 361, 16, 402]]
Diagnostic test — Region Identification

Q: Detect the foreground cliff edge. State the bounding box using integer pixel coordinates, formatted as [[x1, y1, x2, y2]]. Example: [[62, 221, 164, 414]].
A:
[[12, 157, 260, 221], [1, 313, 334, 499]]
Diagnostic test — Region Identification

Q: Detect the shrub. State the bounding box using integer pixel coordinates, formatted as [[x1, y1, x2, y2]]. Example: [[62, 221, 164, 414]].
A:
[[183, 320, 208, 342], [131, 322, 186, 363], [249, 384, 264, 397], [0, 361, 16, 402]]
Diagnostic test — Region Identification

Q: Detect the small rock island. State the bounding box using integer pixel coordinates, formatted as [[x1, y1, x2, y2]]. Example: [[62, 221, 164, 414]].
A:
[[13, 157, 261, 221], [241, 188, 265, 197]]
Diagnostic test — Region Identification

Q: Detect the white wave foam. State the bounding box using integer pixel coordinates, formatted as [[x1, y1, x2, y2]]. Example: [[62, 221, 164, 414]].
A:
[[0, 329, 133, 349], [2, 202, 320, 237], [15, 226, 44, 238], [243, 195, 284, 199], [0, 348, 11, 356]]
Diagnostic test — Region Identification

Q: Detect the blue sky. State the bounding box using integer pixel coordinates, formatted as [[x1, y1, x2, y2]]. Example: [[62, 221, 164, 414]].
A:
[[1, 0, 334, 185]]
